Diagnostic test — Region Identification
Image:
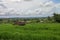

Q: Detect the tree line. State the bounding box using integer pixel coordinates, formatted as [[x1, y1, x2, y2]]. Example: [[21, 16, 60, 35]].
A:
[[0, 13, 60, 24]]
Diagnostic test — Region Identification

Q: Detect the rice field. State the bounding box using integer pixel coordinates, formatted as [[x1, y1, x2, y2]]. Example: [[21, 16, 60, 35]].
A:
[[0, 23, 60, 40]]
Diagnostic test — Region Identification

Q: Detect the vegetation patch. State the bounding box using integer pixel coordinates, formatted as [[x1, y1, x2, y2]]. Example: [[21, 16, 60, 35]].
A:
[[0, 23, 59, 40]]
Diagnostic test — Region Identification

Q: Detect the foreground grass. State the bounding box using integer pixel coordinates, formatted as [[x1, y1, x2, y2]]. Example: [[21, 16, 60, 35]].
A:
[[0, 23, 60, 40]]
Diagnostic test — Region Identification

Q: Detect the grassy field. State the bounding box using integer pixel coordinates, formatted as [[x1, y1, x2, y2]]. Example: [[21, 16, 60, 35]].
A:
[[0, 23, 60, 40]]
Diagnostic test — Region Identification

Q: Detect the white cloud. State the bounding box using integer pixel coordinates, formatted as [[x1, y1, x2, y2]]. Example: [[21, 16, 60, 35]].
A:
[[0, 0, 60, 17]]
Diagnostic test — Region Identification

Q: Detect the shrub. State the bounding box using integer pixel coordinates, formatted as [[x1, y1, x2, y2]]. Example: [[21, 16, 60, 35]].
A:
[[13, 21, 26, 26]]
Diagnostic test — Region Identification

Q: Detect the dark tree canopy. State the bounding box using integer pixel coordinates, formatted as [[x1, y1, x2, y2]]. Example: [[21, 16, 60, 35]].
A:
[[53, 13, 60, 23]]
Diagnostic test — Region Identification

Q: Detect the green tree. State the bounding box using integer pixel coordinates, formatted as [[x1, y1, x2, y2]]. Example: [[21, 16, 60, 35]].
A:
[[53, 13, 60, 23]]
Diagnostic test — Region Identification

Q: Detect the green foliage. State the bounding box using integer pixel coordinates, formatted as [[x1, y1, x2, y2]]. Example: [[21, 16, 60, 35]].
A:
[[53, 13, 60, 23], [0, 23, 59, 40]]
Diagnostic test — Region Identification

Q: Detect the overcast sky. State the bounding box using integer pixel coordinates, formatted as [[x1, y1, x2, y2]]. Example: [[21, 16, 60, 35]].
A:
[[0, 0, 60, 17]]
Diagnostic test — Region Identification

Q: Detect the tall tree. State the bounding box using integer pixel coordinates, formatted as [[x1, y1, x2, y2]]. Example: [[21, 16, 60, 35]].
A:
[[53, 13, 60, 23]]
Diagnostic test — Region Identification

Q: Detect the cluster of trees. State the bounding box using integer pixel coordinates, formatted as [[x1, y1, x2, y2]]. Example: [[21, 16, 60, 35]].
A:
[[47, 13, 60, 23], [0, 13, 60, 24], [53, 13, 60, 23]]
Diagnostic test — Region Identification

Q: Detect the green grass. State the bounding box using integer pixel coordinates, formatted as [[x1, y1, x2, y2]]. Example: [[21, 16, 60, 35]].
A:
[[0, 23, 60, 40]]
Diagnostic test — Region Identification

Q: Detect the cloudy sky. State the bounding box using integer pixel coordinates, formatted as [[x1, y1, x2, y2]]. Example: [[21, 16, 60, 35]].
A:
[[0, 0, 60, 17]]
